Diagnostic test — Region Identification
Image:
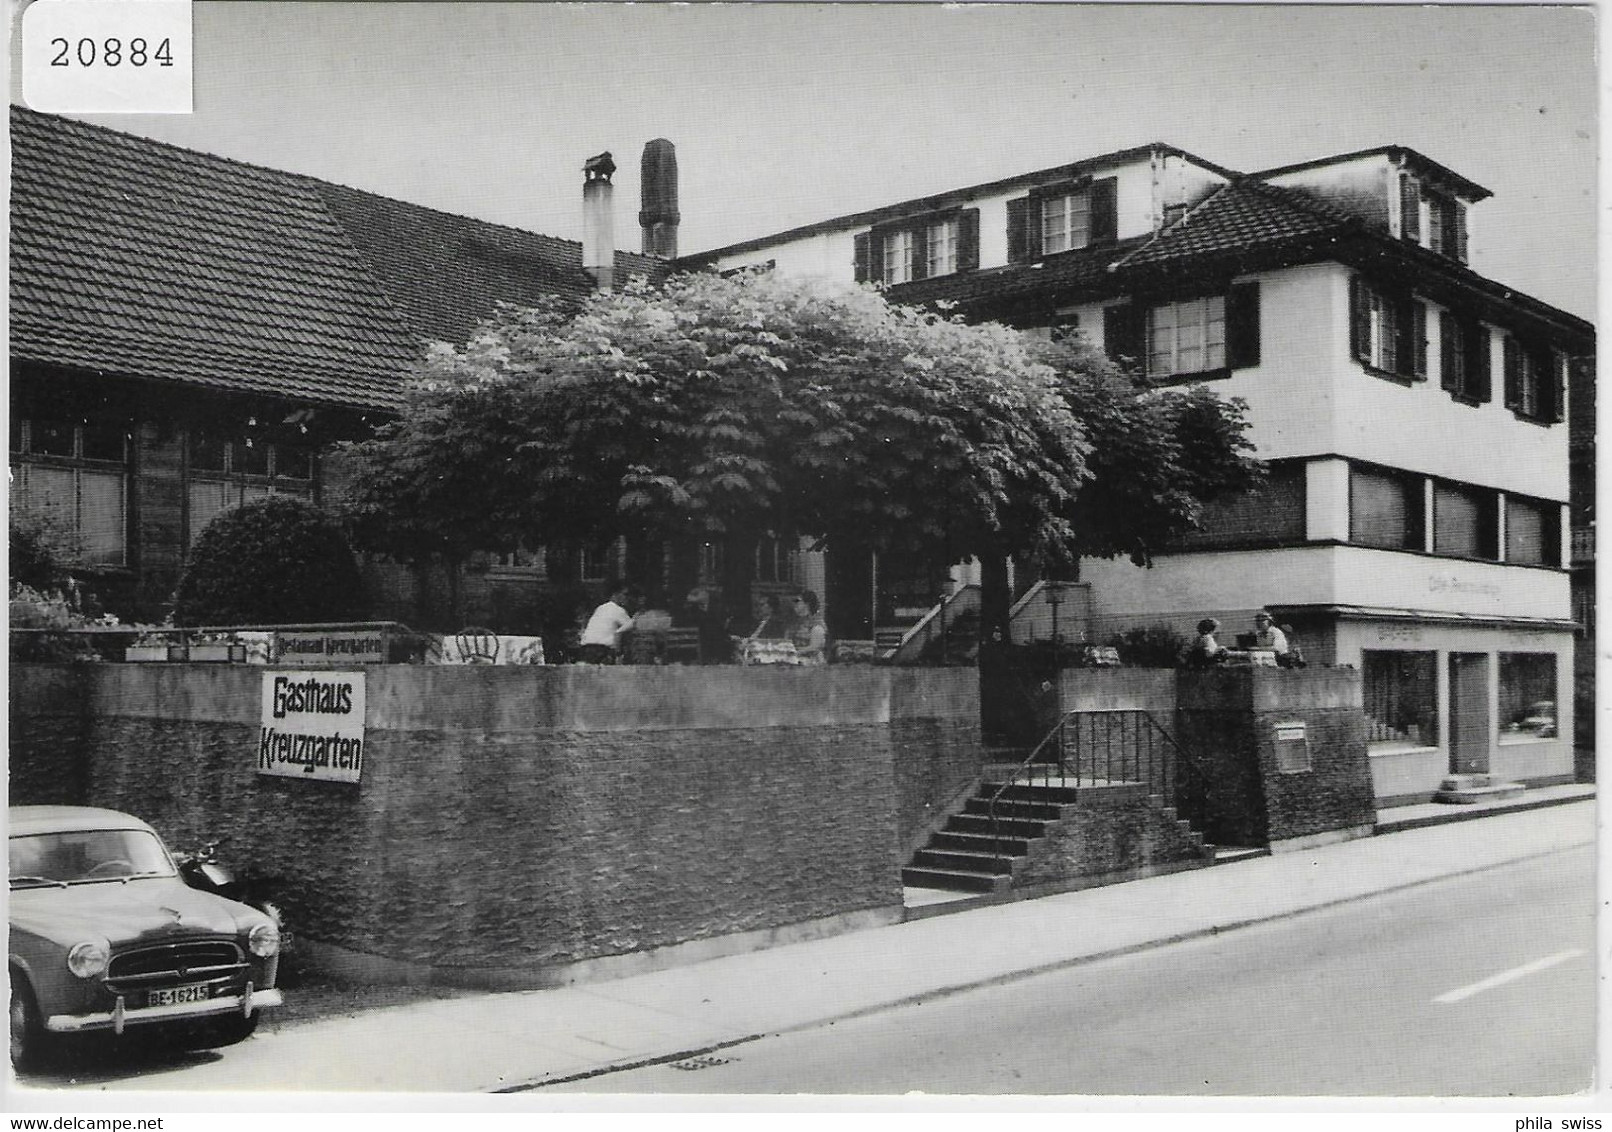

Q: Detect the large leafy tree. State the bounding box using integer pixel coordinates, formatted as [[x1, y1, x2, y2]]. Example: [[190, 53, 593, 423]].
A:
[[338, 270, 1260, 635]]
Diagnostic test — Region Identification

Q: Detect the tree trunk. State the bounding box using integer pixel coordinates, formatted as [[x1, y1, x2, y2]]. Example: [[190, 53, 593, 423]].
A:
[[977, 550, 1016, 744]]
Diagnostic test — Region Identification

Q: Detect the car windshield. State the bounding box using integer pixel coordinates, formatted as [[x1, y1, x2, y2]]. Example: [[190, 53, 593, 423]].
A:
[[9, 828, 176, 887]]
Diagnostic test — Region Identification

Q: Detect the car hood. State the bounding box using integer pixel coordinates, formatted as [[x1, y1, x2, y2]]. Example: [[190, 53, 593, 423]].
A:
[[9, 877, 254, 948]]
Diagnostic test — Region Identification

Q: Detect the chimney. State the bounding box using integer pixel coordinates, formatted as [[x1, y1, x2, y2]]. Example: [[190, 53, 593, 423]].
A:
[[639, 139, 679, 259], [582, 151, 616, 291]]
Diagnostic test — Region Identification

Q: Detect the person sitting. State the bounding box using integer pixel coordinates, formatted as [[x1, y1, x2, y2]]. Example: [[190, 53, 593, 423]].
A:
[[681, 586, 732, 665], [1183, 618, 1228, 668], [577, 583, 635, 664], [790, 590, 829, 665], [1251, 610, 1289, 657]]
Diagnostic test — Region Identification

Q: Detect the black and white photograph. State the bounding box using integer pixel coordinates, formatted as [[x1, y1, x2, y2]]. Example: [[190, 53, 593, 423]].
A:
[[5, 0, 1599, 1115]]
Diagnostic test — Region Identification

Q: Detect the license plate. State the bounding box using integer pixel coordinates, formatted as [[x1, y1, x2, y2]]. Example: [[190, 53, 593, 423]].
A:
[[148, 983, 211, 1007]]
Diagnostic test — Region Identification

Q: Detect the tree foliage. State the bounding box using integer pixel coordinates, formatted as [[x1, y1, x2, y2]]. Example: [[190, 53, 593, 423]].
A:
[[339, 270, 1261, 580], [173, 495, 366, 626]]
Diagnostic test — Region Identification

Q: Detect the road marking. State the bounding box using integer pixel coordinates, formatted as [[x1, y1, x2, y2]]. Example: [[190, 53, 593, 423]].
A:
[[1433, 949, 1587, 1004]]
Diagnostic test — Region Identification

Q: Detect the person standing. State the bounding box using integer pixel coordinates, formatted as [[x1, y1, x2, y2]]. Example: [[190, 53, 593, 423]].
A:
[[578, 583, 635, 664]]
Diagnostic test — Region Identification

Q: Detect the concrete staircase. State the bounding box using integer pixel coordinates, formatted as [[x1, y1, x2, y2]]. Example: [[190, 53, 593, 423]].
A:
[[901, 768, 1212, 894], [1433, 773, 1527, 804]]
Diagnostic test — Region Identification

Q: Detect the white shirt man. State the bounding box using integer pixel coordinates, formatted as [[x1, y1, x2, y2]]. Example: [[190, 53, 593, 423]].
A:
[[580, 592, 634, 653], [1252, 612, 1288, 655]]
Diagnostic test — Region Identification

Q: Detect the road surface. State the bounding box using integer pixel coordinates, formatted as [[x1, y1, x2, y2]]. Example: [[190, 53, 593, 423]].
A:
[[546, 846, 1594, 1096]]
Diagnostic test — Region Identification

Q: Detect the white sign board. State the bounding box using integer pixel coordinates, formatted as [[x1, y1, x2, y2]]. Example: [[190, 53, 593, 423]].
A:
[[258, 671, 365, 783]]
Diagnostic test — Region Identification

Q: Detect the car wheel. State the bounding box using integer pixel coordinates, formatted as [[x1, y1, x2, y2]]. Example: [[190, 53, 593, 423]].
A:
[[185, 1011, 259, 1051], [10, 977, 51, 1072]]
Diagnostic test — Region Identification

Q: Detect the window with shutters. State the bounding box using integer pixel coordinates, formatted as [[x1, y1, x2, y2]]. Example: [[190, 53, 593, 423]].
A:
[[1041, 189, 1092, 254], [1432, 480, 1498, 560], [1422, 190, 1467, 264], [1505, 495, 1561, 567], [187, 428, 315, 547], [10, 417, 129, 566], [1502, 335, 1563, 424], [1007, 177, 1117, 263], [1349, 277, 1426, 381], [1148, 296, 1225, 377], [1350, 464, 1424, 551], [1439, 311, 1491, 404], [854, 210, 979, 285], [1105, 283, 1259, 380]]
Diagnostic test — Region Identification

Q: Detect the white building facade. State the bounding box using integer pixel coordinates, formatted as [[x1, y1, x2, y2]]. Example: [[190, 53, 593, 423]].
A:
[[693, 143, 1590, 803]]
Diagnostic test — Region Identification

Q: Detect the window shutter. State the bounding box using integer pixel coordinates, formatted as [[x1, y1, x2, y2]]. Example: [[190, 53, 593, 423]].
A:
[[1006, 197, 1029, 263], [1468, 321, 1492, 402], [853, 232, 872, 284], [1089, 177, 1118, 243], [1440, 311, 1463, 393], [1225, 282, 1261, 369], [1103, 303, 1145, 367], [909, 224, 928, 283], [1400, 175, 1421, 242], [1392, 296, 1419, 378], [1452, 202, 1469, 263], [1349, 276, 1372, 363], [1411, 300, 1427, 378], [1543, 348, 1567, 423], [1502, 336, 1522, 409], [957, 208, 980, 272], [1427, 194, 1446, 255]]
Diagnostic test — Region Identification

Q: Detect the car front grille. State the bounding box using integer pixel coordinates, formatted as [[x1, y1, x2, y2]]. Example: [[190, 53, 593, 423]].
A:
[[105, 940, 246, 994]]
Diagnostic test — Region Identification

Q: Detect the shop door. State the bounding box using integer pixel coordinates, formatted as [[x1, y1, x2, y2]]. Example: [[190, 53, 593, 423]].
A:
[[1448, 652, 1491, 774]]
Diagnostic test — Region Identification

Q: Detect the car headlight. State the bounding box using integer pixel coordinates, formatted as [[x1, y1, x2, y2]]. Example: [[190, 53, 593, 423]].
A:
[[66, 940, 110, 979], [247, 921, 280, 958]]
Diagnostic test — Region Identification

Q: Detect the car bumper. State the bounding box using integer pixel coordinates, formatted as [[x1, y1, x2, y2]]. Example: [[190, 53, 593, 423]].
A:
[[46, 986, 284, 1035]]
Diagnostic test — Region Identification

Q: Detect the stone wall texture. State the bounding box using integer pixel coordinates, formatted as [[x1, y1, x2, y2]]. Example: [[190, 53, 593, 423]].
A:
[[1175, 667, 1375, 848], [10, 663, 979, 976]]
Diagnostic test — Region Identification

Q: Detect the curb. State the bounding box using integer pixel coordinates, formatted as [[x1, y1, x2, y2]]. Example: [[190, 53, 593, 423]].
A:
[[498, 832, 1592, 1094], [1374, 790, 1596, 835]]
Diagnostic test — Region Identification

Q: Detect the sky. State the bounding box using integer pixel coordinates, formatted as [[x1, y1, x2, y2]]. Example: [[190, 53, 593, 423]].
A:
[[15, 2, 1602, 322]]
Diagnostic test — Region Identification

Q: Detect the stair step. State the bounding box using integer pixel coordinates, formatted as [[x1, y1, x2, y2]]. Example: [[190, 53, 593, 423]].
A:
[[930, 830, 1034, 856], [989, 781, 1152, 805], [912, 848, 1017, 875], [946, 813, 1049, 838], [963, 797, 1068, 821], [901, 866, 1012, 894]]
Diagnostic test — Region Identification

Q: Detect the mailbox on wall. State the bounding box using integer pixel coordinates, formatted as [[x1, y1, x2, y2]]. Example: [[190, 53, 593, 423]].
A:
[[1273, 721, 1311, 774]]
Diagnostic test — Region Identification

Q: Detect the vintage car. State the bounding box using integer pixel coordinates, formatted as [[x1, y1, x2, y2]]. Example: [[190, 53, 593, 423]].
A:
[[9, 805, 283, 1069]]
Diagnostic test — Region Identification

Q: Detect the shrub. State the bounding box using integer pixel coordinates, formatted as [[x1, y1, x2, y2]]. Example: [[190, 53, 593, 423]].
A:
[[1107, 624, 1189, 668], [173, 496, 366, 626], [10, 504, 77, 591]]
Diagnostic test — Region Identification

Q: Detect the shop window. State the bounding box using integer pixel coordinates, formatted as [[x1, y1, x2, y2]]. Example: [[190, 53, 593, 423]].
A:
[[1362, 650, 1439, 748], [10, 417, 129, 566], [1498, 653, 1556, 743], [1350, 465, 1424, 551]]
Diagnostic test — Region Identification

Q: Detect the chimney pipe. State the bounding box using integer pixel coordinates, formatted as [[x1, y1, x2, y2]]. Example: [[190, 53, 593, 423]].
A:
[[582, 151, 616, 291], [639, 139, 680, 259]]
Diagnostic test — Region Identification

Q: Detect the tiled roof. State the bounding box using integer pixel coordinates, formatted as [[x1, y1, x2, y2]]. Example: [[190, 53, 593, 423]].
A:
[[887, 239, 1149, 311], [9, 107, 665, 413], [1112, 180, 1358, 270]]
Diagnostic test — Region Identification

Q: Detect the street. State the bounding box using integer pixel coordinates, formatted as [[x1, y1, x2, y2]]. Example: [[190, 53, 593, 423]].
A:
[[545, 846, 1595, 1096]]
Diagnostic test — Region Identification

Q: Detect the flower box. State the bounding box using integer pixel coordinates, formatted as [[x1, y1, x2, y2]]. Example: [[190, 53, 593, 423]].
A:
[[187, 643, 247, 663], [123, 645, 171, 662]]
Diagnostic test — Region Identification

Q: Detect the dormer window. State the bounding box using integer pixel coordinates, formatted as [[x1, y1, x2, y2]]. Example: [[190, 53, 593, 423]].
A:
[[1041, 190, 1092, 254], [1399, 172, 1467, 263], [854, 210, 979, 285], [1007, 177, 1118, 263]]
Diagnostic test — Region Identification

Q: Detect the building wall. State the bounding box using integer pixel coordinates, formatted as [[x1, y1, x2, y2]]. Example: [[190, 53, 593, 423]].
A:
[[10, 663, 979, 983]]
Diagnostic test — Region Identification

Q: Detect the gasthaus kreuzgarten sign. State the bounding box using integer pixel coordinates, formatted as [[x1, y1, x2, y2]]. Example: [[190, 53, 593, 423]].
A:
[[258, 671, 365, 783]]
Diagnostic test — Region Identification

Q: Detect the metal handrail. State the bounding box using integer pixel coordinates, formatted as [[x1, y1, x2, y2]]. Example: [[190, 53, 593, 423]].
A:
[[984, 708, 1214, 865]]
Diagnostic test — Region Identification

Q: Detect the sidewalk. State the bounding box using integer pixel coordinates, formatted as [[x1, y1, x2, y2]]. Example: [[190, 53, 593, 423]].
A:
[[99, 793, 1595, 1095]]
